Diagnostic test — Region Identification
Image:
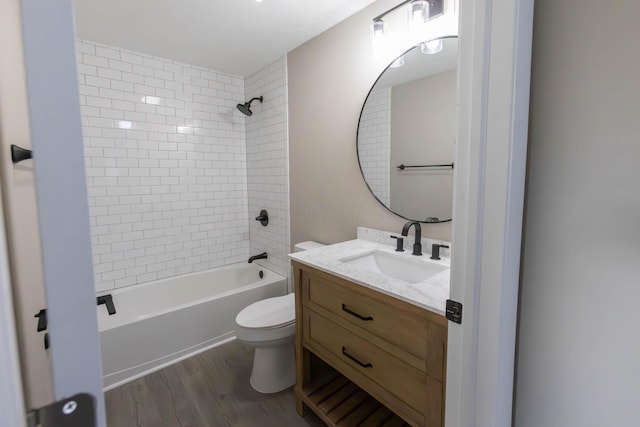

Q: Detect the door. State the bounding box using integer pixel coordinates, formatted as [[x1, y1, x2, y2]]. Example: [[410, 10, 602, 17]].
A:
[[446, 0, 534, 426], [0, 0, 106, 426], [0, 0, 53, 412]]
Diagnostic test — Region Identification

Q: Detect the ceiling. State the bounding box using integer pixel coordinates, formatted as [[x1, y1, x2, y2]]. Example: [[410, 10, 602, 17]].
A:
[[73, 0, 376, 77]]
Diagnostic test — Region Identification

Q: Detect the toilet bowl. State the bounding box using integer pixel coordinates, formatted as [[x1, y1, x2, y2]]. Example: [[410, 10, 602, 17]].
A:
[[235, 293, 296, 393], [234, 241, 325, 393]]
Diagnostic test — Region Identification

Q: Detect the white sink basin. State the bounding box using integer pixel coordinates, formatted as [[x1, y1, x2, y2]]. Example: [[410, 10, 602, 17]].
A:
[[340, 250, 447, 284]]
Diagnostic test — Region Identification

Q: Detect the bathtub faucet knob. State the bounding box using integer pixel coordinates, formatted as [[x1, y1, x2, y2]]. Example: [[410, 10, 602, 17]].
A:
[[248, 252, 268, 263]]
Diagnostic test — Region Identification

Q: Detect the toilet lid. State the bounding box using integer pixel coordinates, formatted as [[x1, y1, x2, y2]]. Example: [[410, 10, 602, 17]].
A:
[[236, 293, 295, 329]]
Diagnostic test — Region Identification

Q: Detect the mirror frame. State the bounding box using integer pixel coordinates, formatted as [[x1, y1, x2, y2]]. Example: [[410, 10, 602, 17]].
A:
[[356, 36, 458, 224]]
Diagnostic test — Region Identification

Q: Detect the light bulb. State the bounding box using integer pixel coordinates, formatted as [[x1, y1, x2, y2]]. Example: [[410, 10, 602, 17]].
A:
[[390, 55, 405, 68], [371, 19, 386, 58], [372, 19, 385, 40], [409, 0, 429, 29], [421, 38, 443, 54]]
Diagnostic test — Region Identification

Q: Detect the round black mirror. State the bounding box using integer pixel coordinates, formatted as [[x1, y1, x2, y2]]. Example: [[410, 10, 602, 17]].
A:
[[357, 37, 457, 223]]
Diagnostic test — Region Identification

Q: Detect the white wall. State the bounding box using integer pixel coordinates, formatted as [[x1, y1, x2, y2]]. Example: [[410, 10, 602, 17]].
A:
[[245, 57, 290, 278], [358, 87, 391, 206], [76, 40, 250, 292], [514, 0, 640, 425], [76, 40, 293, 292]]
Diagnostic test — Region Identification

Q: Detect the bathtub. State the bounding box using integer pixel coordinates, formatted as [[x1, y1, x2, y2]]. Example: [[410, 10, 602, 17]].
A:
[[97, 263, 287, 390]]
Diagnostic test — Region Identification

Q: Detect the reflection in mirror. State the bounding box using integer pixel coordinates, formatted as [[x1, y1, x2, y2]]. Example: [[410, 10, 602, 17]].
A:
[[357, 37, 457, 222]]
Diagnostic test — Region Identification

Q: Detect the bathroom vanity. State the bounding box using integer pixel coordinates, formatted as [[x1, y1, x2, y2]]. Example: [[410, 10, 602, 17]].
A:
[[290, 232, 450, 427]]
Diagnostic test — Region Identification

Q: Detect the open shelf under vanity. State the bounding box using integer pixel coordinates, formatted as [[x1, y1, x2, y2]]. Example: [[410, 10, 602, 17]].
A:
[[298, 365, 409, 427]]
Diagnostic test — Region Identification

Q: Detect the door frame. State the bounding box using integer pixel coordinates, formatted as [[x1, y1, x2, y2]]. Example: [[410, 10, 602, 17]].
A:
[[0, 198, 26, 427], [16, 0, 107, 425], [446, 0, 534, 426], [2, 0, 534, 426]]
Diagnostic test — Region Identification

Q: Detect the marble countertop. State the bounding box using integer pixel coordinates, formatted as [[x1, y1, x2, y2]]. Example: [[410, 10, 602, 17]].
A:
[[289, 237, 450, 316]]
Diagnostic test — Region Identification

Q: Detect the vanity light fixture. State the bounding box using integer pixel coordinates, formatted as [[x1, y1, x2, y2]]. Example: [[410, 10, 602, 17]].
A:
[[371, 0, 443, 45], [408, 0, 429, 29], [421, 38, 443, 54]]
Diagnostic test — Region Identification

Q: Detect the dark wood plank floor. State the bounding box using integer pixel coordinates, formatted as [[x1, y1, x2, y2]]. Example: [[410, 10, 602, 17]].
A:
[[106, 340, 324, 427]]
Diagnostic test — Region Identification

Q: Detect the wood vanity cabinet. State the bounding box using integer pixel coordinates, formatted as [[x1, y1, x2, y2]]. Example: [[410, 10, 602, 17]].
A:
[[292, 261, 448, 427]]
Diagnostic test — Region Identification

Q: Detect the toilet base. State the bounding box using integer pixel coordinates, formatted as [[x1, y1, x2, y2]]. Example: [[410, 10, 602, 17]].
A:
[[249, 343, 295, 394]]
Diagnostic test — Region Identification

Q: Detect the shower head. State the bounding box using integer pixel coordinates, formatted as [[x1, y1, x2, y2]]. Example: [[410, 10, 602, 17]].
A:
[[236, 96, 263, 116]]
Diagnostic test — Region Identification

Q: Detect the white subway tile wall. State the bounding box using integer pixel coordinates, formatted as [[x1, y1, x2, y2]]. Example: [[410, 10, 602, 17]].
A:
[[245, 58, 290, 279], [77, 40, 252, 292], [357, 87, 391, 206]]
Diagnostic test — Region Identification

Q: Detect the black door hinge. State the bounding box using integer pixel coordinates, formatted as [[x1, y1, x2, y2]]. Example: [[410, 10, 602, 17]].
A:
[[35, 309, 47, 332], [34, 309, 49, 350], [27, 393, 95, 427], [446, 299, 463, 324], [34, 308, 49, 350]]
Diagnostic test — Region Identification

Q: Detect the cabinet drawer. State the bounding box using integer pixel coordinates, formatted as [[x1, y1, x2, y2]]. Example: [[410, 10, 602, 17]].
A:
[[304, 308, 434, 421], [303, 268, 429, 363]]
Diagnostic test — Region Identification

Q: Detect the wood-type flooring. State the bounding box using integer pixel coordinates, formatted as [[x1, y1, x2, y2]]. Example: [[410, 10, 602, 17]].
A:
[[105, 340, 324, 427]]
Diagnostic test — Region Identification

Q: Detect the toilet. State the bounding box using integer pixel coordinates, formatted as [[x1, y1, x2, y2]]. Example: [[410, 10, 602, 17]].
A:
[[235, 241, 325, 393]]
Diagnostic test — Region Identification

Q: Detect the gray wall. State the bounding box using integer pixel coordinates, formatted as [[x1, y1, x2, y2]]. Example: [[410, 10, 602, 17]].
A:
[[514, 0, 640, 425], [287, 0, 451, 247], [390, 70, 456, 221]]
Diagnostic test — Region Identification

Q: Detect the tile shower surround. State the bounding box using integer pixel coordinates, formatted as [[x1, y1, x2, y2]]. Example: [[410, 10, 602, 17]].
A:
[[77, 40, 288, 292], [357, 87, 391, 206], [245, 58, 290, 280]]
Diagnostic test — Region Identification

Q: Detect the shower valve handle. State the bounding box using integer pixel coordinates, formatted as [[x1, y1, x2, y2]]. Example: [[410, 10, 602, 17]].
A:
[[255, 210, 269, 226]]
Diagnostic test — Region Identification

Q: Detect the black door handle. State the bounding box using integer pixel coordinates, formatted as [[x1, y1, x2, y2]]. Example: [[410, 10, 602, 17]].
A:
[[11, 145, 32, 164]]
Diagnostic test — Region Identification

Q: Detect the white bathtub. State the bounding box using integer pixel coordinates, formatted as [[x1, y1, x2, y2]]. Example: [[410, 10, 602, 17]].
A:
[[97, 263, 287, 390]]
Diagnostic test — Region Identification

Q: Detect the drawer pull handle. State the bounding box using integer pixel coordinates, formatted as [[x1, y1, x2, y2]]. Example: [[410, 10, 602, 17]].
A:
[[342, 346, 373, 368], [341, 304, 373, 321]]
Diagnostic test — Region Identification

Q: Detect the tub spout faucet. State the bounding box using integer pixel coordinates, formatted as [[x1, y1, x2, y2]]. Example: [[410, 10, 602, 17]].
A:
[[248, 252, 268, 263], [401, 221, 422, 256], [97, 294, 116, 315]]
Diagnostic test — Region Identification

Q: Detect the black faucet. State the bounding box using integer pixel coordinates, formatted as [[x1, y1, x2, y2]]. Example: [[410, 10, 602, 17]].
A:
[[401, 221, 422, 256], [430, 243, 450, 260], [96, 294, 116, 315], [248, 252, 268, 263]]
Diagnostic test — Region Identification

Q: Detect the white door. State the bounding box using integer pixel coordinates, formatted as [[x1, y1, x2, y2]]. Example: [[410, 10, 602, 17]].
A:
[[446, 0, 534, 426], [0, 0, 106, 426], [0, 0, 54, 412]]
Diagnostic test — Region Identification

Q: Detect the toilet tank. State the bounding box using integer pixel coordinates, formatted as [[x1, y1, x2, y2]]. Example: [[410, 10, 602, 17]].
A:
[[293, 241, 325, 252]]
